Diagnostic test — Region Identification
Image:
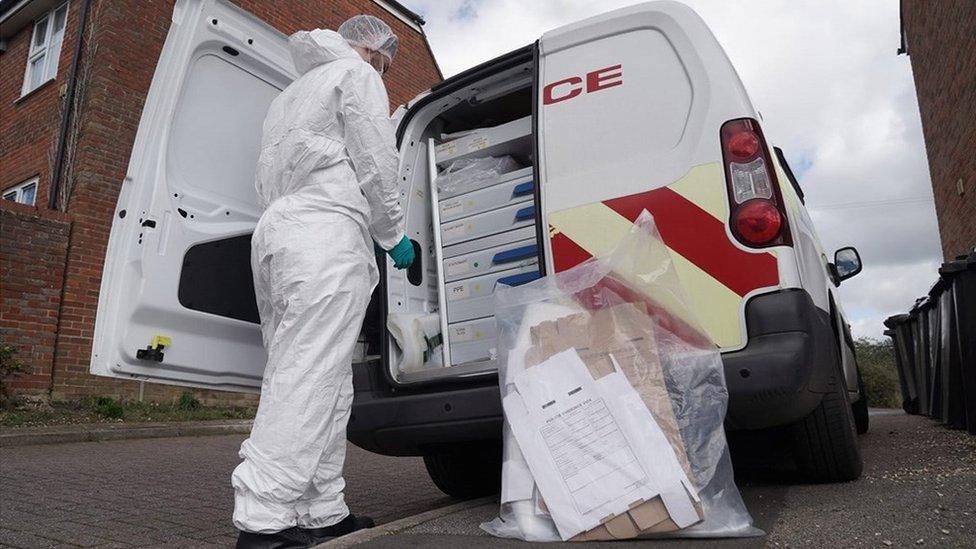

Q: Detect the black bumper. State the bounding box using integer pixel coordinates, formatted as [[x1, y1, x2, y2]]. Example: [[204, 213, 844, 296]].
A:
[[348, 289, 841, 456], [347, 375, 503, 457], [721, 289, 842, 430]]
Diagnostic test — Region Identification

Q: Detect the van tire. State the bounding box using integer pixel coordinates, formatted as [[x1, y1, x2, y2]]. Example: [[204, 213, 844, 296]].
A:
[[423, 443, 501, 499], [792, 370, 863, 482], [852, 368, 870, 434]]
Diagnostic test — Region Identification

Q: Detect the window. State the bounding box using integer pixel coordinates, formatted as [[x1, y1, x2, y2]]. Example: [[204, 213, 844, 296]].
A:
[[2, 177, 39, 206], [22, 3, 68, 96]]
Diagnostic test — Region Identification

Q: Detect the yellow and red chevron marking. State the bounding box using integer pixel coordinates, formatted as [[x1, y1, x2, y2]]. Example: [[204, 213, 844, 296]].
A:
[[548, 163, 780, 349]]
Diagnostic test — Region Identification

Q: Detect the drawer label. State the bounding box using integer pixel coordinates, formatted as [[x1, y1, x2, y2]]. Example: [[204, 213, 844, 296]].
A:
[[442, 222, 470, 241], [448, 283, 468, 301], [468, 136, 489, 152], [438, 143, 457, 158], [445, 258, 470, 277], [440, 198, 464, 218], [450, 324, 483, 342]]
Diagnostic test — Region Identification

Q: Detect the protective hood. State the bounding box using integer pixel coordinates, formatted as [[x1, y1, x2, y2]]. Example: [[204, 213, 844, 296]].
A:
[[288, 29, 361, 75]]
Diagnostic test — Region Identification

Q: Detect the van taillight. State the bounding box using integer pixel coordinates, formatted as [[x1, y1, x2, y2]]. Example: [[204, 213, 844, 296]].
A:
[[720, 118, 791, 247], [733, 199, 781, 245]]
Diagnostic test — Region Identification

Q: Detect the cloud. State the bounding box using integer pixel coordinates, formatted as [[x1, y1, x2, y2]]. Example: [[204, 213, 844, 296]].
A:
[[405, 0, 943, 339]]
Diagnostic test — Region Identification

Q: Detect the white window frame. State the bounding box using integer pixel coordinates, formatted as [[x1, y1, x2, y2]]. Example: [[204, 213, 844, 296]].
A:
[[2, 176, 39, 206], [21, 2, 69, 97]]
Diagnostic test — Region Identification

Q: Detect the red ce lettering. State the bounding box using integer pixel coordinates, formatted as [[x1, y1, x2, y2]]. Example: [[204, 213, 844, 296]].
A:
[[587, 64, 623, 92], [542, 76, 583, 105], [542, 64, 623, 105]]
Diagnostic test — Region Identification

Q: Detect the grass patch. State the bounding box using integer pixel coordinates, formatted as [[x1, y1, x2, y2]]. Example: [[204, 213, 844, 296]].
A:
[[0, 392, 255, 428], [855, 337, 902, 409]]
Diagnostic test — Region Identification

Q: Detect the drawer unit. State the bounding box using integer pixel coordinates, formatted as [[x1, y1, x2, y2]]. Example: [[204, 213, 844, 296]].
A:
[[434, 116, 532, 167], [444, 236, 538, 283], [440, 201, 536, 247], [422, 126, 542, 371], [444, 263, 541, 323], [447, 316, 498, 365], [439, 175, 535, 223], [438, 166, 533, 201]]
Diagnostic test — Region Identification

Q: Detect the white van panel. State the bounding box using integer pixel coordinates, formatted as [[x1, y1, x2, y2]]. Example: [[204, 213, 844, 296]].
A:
[[541, 29, 692, 213], [538, 1, 792, 351], [168, 54, 280, 210], [90, 0, 295, 391]]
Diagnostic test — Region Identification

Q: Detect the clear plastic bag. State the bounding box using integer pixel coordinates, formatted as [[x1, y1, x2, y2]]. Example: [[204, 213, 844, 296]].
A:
[[482, 211, 760, 541], [436, 155, 521, 195]]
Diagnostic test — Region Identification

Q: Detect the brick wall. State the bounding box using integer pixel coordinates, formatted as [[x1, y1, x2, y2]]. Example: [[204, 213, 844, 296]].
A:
[[902, 0, 976, 260], [0, 0, 441, 404], [0, 0, 84, 206], [0, 202, 71, 395]]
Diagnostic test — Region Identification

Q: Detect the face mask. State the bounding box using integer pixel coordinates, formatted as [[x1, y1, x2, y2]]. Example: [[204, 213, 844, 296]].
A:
[[368, 52, 390, 76]]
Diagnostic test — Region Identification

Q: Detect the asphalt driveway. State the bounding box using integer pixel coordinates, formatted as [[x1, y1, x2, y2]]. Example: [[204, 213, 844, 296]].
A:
[[341, 411, 976, 548], [2, 411, 973, 548], [0, 434, 453, 547]]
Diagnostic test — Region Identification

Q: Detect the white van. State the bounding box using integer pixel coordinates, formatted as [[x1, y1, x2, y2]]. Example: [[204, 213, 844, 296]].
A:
[[91, 0, 867, 496]]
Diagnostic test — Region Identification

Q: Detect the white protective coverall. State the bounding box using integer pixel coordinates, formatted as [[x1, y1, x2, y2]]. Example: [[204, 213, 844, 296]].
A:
[[232, 29, 404, 533]]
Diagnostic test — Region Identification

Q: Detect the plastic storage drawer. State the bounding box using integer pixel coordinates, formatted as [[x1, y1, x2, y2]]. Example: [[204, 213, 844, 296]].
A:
[[442, 226, 537, 259], [447, 316, 497, 366], [438, 166, 533, 201], [434, 116, 532, 166], [439, 175, 534, 223], [440, 201, 536, 247], [444, 236, 538, 283], [445, 264, 541, 323]]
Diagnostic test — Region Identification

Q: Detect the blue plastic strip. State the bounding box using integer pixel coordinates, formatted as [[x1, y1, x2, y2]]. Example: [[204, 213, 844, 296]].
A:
[[515, 206, 536, 221], [512, 181, 534, 196], [497, 270, 542, 287], [492, 244, 538, 264]]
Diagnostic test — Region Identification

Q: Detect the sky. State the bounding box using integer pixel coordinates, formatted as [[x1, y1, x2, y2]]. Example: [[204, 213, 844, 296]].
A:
[[403, 0, 943, 340]]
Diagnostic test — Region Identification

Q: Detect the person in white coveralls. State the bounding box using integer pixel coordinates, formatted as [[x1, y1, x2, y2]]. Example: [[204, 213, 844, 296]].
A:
[[232, 15, 414, 549]]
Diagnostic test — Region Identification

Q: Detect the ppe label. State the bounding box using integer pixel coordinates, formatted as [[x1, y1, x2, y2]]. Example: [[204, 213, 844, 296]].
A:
[[445, 258, 470, 276], [441, 199, 464, 218], [448, 283, 468, 301]]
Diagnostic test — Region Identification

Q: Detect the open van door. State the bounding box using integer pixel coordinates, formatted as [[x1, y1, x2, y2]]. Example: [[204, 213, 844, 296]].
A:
[[90, 0, 295, 391]]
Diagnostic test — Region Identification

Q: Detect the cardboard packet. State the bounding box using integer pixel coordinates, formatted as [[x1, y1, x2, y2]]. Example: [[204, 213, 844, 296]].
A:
[[521, 302, 704, 540]]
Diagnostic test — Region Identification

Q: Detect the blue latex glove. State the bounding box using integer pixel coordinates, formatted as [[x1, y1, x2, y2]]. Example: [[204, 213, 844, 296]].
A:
[[386, 236, 415, 270]]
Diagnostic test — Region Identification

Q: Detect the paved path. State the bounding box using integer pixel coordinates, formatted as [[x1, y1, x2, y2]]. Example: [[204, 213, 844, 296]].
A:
[[4, 412, 974, 548], [0, 435, 454, 548], [342, 413, 976, 548]]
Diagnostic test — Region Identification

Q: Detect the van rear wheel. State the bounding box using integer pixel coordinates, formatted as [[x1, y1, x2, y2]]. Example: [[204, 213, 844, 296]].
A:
[[792, 371, 863, 482], [423, 443, 501, 499]]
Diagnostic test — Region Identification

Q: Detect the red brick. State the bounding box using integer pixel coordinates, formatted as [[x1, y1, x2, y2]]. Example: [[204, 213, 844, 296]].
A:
[[902, 0, 976, 260]]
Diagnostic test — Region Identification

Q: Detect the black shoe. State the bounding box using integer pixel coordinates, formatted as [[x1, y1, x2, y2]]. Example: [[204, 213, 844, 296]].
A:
[[236, 527, 313, 549], [303, 514, 375, 543]]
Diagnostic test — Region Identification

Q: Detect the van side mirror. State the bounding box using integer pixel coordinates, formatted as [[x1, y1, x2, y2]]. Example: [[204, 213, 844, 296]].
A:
[[834, 247, 862, 282]]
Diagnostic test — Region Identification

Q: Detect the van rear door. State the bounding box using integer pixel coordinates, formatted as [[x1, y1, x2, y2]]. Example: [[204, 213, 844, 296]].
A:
[[90, 0, 295, 391], [537, 1, 784, 351]]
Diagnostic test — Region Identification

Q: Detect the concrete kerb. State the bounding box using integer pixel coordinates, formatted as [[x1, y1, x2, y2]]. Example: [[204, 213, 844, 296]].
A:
[[316, 496, 497, 548], [0, 419, 253, 447]]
